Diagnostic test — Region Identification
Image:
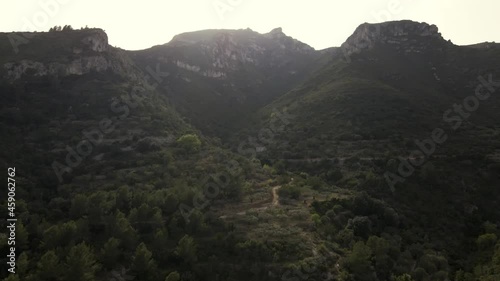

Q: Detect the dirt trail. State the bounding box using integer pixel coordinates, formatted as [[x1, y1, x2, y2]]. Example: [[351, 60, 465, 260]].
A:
[[272, 186, 281, 206], [219, 185, 282, 219]]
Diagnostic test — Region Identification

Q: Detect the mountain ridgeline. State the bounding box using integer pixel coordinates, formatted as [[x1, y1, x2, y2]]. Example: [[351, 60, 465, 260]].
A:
[[1, 21, 499, 281], [130, 27, 322, 137]]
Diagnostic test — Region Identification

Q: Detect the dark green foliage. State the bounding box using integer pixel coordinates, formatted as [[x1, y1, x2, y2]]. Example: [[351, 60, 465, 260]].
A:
[[100, 237, 121, 269], [165, 271, 180, 281], [132, 243, 157, 277], [278, 184, 301, 199], [347, 216, 372, 239], [36, 251, 61, 281], [175, 235, 197, 264], [344, 241, 376, 281], [176, 134, 202, 153], [65, 242, 100, 281]]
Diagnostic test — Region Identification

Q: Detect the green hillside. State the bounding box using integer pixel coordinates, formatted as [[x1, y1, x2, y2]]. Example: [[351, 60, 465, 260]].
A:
[[242, 21, 500, 281], [0, 29, 280, 281]]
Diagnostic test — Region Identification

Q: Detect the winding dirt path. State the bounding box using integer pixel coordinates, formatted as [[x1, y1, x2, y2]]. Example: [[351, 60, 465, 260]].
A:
[[218, 185, 282, 219]]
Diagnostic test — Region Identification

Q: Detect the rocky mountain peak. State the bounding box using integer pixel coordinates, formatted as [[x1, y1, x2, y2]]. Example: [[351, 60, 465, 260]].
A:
[[264, 27, 315, 53], [80, 29, 108, 52], [267, 27, 285, 38], [155, 27, 316, 81], [341, 20, 447, 57]]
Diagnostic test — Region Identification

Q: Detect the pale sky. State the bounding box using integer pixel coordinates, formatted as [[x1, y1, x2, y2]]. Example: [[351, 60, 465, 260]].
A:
[[2, 0, 499, 50]]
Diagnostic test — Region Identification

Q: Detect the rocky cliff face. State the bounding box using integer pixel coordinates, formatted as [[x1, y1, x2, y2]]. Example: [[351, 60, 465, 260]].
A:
[[3, 56, 110, 80], [159, 27, 316, 79], [1, 29, 137, 82], [341, 20, 448, 58], [80, 29, 108, 52], [264, 27, 315, 53]]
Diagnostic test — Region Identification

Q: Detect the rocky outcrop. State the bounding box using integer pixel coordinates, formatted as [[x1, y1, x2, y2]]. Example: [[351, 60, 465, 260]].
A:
[[264, 27, 315, 53], [175, 60, 201, 72], [341, 20, 446, 58], [1, 29, 138, 81], [266, 27, 286, 40], [3, 56, 111, 80], [162, 28, 316, 80], [81, 29, 108, 52]]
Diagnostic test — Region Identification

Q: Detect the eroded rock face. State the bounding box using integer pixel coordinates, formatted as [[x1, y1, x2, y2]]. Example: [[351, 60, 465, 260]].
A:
[[164, 28, 316, 79], [264, 27, 315, 53], [1, 29, 136, 81], [81, 30, 108, 52], [4, 56, 110, 80], [341, 20, 445, 58]]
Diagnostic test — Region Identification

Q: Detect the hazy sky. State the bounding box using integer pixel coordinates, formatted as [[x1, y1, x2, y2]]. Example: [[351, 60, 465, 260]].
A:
[[3, 0, 499, 50]]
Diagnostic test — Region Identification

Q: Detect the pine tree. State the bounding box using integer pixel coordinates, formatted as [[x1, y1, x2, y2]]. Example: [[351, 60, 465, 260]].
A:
[[100, 237, 121, 269], [153, 228, 170, 263], [175, 235, 197, 264], [16, 222, 29, 250], [113, 211, 138, 251], [36, 250, 61, 281], [132, 242, 157, 276], [17, 252, 29, 275], [65, 242, 100, 281]]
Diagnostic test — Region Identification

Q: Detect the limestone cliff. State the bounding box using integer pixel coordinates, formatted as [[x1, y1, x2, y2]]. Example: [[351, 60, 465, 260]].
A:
[[341, 20, 449, 58], [1, 29, 138, 81]]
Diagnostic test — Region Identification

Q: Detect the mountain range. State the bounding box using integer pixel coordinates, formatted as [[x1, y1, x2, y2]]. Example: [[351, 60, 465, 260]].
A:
[[1, 20, 499, 281]]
